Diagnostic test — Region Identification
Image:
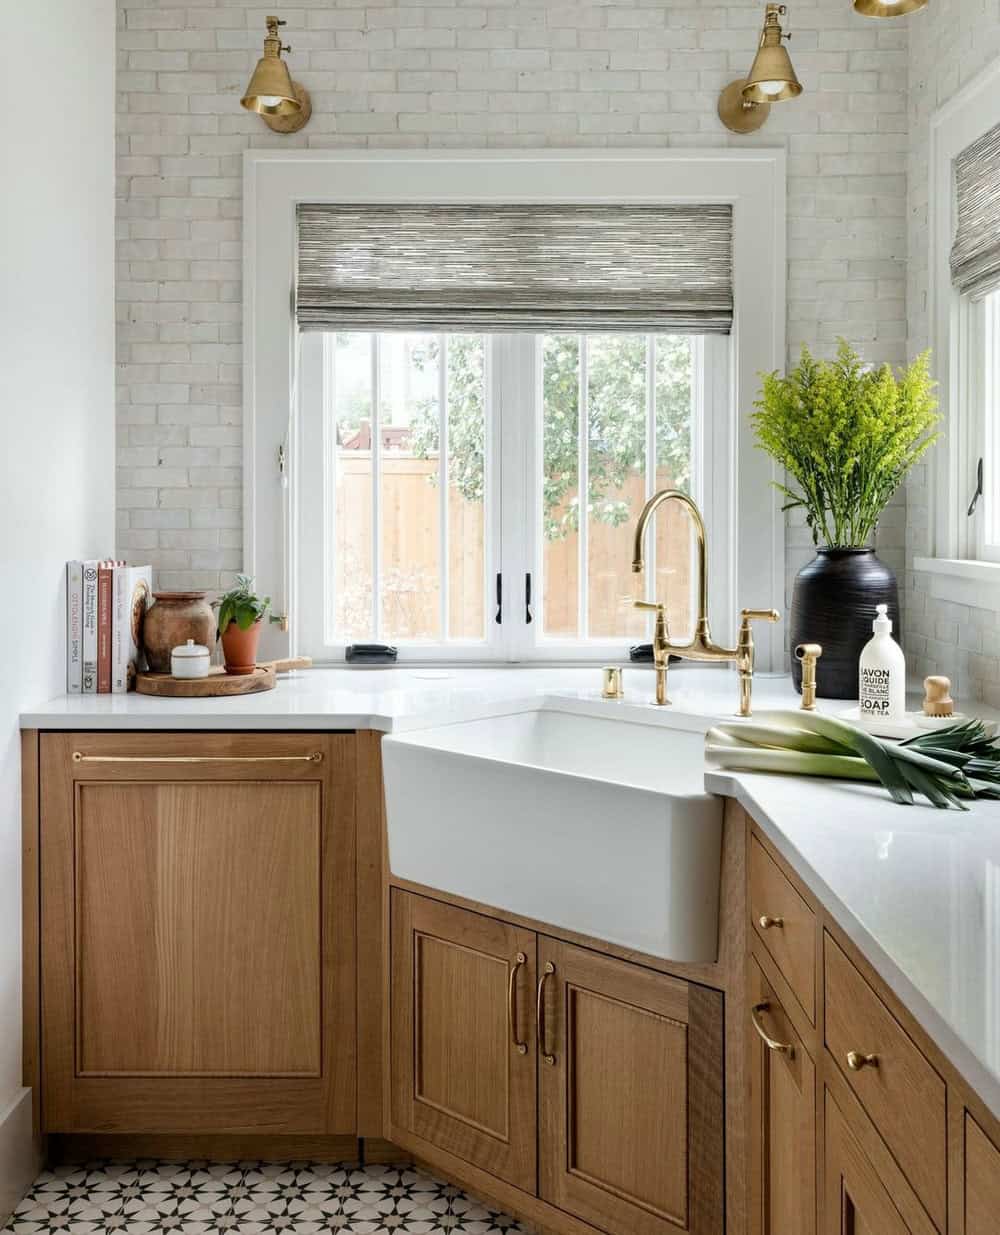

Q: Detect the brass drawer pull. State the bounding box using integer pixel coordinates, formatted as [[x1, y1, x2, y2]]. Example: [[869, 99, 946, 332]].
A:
[[508, 953, 528, 1056], [73, 752, 323, 765], [750, 1001, 794, 1057], [758, 914, 784, 930], [846, 1050, 879, 1072], [537, 961, 556, 1066]]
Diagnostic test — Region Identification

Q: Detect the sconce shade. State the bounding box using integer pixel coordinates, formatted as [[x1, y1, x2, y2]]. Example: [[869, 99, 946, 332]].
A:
[[854, 0, 927, 15], [743, 38, 802, 104], [241, 52, 299, 116]]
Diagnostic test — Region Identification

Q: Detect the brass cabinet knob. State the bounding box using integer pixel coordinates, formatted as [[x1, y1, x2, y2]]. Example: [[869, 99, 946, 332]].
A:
[[846, 1050, 879, 1072], [758, 914, 784, 930]]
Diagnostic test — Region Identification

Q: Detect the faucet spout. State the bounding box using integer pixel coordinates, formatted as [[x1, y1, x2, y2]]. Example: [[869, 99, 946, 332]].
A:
[[632, 489, 711, 645]]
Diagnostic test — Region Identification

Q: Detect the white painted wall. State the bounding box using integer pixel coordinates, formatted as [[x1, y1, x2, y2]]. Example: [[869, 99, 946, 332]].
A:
[[0, 0, 116, 1209]]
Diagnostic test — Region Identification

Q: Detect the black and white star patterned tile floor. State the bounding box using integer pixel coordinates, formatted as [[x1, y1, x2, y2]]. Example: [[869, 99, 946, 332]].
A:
[[3, 1161, 536, 1235]]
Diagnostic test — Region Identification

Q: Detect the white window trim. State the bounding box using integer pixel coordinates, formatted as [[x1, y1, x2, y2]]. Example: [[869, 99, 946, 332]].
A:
[[923, 55, 1000, 605], [244, 148, 787, 669]]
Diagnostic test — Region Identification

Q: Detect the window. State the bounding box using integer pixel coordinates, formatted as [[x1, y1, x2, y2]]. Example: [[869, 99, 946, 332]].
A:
[[245, 150, 786, 668], [921, 60, 1000, 590], [972, 290, 1000, 562], [297, 329, 726, 661]]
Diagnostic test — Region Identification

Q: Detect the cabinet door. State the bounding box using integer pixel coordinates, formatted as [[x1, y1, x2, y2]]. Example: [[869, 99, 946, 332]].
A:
[[41, 731, 356, 1133], [749, 959, 816, 1235], [966, 1113, 1000, 1235], [539, 938, 723, 1235], [390, 890, 537, 1193], [823, 1092, 923, 1235]]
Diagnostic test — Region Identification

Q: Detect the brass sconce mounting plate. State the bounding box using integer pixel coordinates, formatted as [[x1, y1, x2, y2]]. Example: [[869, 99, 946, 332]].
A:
[[718, 80, 771, 134]]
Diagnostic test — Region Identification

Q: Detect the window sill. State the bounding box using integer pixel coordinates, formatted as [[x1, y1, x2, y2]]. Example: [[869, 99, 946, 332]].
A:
[[913, 556, 1000, 608]]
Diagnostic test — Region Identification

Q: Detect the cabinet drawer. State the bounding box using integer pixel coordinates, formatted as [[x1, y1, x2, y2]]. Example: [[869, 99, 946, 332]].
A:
[[823, 933, 946, 1229], [749, 835, 816, 1022]]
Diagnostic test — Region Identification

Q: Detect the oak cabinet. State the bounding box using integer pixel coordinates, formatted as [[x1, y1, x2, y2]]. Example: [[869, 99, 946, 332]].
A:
[[748, 958, 815, 1235], [390, 891, 538, 1193], [40, 731, 357, 1134], [390, 889, 724, 1235], [538, 938, 724, 1235]]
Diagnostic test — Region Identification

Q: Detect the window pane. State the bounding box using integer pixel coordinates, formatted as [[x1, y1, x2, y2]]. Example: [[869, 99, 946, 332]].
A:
[[332, 332, 374, 641], [446, 335, 486, 639], [380, 334, 441, 641], [655, 336, 695, 641], [541, 334, 581, 637], [587, 335, 648, 640]]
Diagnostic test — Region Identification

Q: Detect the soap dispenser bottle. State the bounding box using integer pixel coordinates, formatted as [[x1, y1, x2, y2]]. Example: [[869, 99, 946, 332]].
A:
[[858, 603, 906, 721]]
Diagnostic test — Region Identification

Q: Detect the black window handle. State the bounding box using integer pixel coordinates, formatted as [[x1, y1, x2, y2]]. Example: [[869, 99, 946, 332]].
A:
[[495, 572, 502, 624], [525, 573, 533, 624], [968, 456, 984, 517]]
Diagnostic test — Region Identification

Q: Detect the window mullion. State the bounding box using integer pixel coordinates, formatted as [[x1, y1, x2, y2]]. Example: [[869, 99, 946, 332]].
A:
[[371, 334, 382, 642], [438, 334, 449, 640], [579, 334, 589, 639]]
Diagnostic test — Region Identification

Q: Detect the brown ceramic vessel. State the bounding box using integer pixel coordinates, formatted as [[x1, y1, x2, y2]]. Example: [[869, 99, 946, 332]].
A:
[[220, 618, 263, 675], [143, 591, 216, 674]]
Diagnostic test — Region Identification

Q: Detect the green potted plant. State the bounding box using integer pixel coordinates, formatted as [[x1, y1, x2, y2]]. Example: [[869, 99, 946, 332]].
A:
[[753, 341, 939, 698], [216, 574, 270, 675]]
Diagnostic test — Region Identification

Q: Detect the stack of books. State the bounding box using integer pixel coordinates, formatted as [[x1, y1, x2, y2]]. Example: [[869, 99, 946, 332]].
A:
[[66, 561, 152, 694]]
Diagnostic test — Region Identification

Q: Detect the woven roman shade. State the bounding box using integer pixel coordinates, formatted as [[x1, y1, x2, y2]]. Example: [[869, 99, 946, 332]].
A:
[[951, 121, 1000, 301], [296, 202, 734, 333]]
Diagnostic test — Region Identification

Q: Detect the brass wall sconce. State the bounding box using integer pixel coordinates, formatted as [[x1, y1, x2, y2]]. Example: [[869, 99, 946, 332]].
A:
[[854, 0, 927, 14], [718, 4, 802, 135], [241, 16, 311, 134]]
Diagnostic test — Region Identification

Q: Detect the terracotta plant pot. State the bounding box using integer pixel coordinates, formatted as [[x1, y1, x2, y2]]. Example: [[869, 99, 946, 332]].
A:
[[220, 618, 263, 675], [144, 591, 216, 674]]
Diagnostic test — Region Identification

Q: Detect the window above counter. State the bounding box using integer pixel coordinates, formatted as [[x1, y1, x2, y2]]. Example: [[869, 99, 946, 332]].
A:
[[244, 149, 786, 667]]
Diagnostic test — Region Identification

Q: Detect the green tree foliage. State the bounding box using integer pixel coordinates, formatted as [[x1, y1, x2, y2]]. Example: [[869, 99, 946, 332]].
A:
[[753, 340, 940, 548], [408, 334, 693, 542]]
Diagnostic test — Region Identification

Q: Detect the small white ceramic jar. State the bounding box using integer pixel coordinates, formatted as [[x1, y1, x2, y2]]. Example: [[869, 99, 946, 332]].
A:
[[171, 638, 211, 679]]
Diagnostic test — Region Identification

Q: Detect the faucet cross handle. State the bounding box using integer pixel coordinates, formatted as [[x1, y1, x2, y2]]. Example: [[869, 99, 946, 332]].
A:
[[736, 608, 781, 718]]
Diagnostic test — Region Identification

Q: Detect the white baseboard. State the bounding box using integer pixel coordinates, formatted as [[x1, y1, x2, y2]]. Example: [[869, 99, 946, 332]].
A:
[[0, 1088, 41, 1227]]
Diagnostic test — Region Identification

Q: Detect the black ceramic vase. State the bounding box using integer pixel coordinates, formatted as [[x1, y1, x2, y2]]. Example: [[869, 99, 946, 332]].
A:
[[790, 548, 900, 700]]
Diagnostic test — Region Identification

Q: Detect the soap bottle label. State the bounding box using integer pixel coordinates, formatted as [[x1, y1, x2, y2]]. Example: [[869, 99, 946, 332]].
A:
[[860, 666, 891, 716]]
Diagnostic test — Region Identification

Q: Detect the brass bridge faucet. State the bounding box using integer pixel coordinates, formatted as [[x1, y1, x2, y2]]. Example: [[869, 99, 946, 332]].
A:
[[629, 489, 780, 715]]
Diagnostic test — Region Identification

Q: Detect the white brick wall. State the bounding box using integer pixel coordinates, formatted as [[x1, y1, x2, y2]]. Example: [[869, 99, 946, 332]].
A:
[[117, 0, 910, 618], [905, 0, 1000, 704]]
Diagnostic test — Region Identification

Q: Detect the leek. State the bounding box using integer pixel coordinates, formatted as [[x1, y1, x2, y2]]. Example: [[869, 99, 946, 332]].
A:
[[704, 710, 1000, 811]]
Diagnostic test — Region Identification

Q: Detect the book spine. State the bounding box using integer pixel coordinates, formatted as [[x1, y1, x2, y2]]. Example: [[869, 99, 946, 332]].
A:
[[81, 561, 99, 694], [112, 565, 127, 694], [97, 562, 113, 694], [66, 562, 83, 694]]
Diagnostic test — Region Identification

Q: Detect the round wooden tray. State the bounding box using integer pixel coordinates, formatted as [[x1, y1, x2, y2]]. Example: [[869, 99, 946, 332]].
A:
[[136, 665, 276, 698]]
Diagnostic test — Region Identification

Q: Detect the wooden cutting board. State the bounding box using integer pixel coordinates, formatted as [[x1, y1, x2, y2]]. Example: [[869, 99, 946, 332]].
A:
[[135, 657, 311, 699]]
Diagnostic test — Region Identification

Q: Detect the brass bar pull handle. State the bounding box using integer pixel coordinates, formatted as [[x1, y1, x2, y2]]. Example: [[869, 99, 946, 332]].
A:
[[758, 914, 784, 930], [751, 1002, 794, 1057], [537, 961, 556, 1066], [72, 752, 323, 765], [508, 953, 528, 1056], [846, 1050, 879, 1072]]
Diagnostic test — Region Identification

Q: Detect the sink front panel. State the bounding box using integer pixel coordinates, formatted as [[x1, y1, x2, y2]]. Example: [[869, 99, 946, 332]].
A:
[[383, 713, 723, 964]]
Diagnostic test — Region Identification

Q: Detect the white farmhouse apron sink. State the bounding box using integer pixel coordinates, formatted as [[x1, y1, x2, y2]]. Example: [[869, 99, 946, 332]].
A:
[[382, 707, 724, 964]]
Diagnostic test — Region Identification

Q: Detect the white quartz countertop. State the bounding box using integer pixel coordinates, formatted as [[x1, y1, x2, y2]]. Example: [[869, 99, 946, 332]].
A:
[[21, 664, 1000, 1120]]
